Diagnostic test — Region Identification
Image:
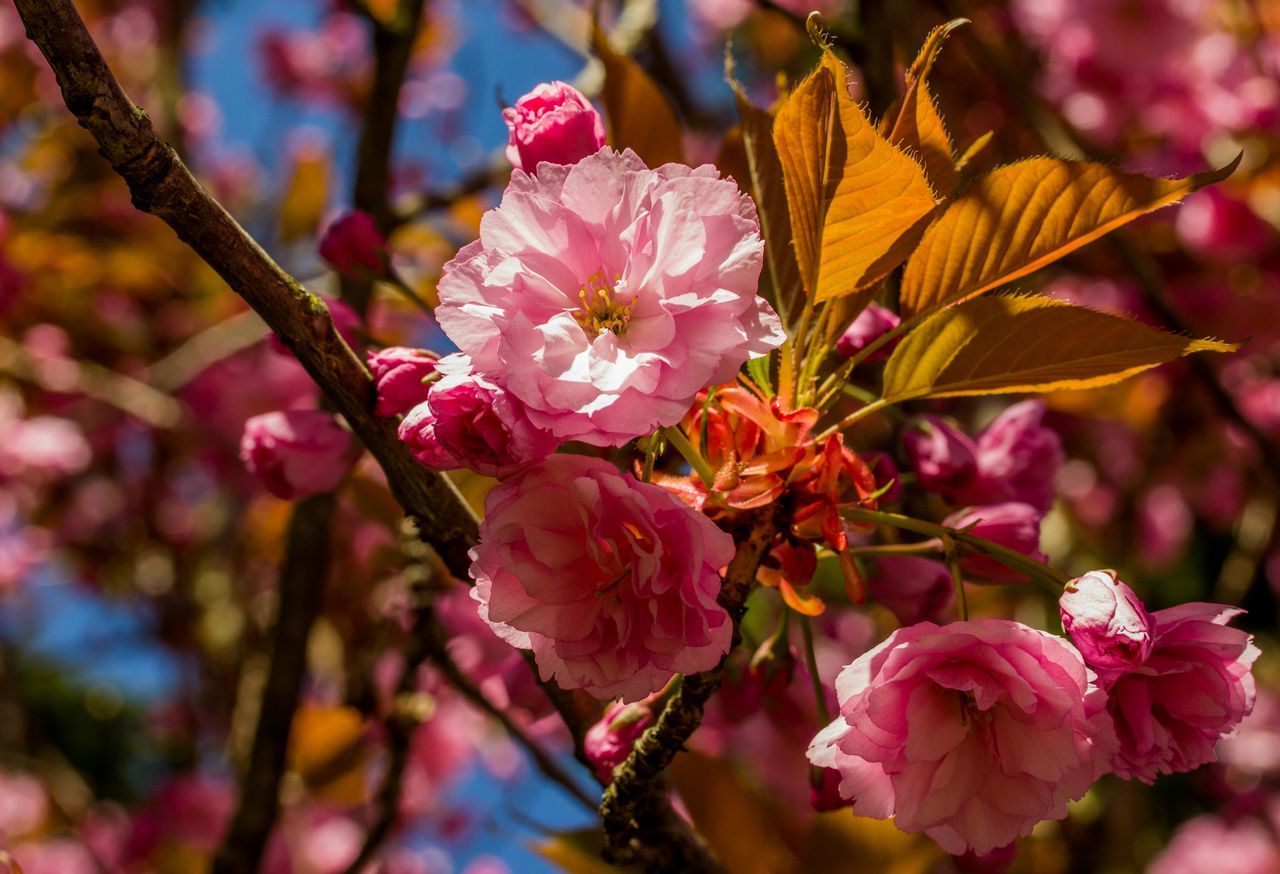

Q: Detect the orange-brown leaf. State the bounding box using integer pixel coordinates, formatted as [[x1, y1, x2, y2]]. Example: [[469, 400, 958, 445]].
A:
[[813, 52, 938, 302], [772, 64, 836, 298], [884, 19, 966, 196], [899, 155, 1242, 315], [591, 26, 685, 168], [882, 294, 1238, 402]]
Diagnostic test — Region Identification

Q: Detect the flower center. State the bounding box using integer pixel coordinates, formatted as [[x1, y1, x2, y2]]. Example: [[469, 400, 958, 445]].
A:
[[573, 270, 633, 337]]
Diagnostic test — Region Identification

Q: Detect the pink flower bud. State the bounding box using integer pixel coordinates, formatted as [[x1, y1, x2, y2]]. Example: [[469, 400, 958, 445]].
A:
[[367, 346, 439, 416], [834, 304, 901, 362], [862, 451, 902, 504], [397, 354, 559, 477], [239, 410, 356, 499], [903, 415, 977, 497], [809, 767, 851, 812], [1060, 569, 1153, 680], [318, 210, 387, 278], [502, 81, 606, 172], [866, 557, 955, 625], [584, 700, 654, 784], [942, 502, 1047, 583], [966, 400, 1063, 513]]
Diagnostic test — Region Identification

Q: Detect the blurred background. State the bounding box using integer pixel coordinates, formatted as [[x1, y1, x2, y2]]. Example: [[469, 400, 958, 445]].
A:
[[0, 0, 1279, 871]]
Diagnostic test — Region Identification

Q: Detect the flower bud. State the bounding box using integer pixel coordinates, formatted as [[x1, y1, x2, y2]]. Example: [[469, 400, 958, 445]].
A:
[[866, 557, 955, 625], [1059, 569, 1153, 679], [397, 354, 558, 477], [318, 210, 387, 278], [903, 415, 977, 498], [502, 82, 606, 172], [240, 410, 356, 499], [368, 346, 439, 416], [942, 502, 1046, 583], [966, 400, 1063, 512], [834, 304, 901, 362], [584, 700, 654, 784]]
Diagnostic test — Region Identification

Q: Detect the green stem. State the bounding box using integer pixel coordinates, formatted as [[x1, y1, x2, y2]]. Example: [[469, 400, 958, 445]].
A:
[[641, 432, 661, 483], [941, 533, 968, 621], [846, 540, 942, 557], [663, 426, 717, 489], [817, 397, 890, 440], [799, 615, 831, 725], [840, 507, 1070, 590]]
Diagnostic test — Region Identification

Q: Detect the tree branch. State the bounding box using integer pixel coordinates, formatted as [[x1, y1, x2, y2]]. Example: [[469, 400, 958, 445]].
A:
[[12, 0, 479, 579], [212, 493, 337, 874], [599, 508, 779, 872]]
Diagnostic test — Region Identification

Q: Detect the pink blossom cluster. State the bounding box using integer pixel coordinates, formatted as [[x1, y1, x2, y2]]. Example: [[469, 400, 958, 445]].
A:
[[1011, 0, 1280, 165], [808, 568, 1257, 855]]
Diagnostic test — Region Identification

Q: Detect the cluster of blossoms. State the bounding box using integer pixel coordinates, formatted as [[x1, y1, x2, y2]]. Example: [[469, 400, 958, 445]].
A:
[[222, 62, 1266, 862]]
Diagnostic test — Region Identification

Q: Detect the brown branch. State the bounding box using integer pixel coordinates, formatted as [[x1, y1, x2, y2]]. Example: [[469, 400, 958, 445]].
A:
[[213, 493, 337, 874], [599, 508, 779, 873], [12, 0, 479, 580]]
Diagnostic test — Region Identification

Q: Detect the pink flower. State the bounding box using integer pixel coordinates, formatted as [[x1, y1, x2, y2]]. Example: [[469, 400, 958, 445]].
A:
[[239, 410, 356, 499], [470, 454, 736, 702], [1106, 602, 1258, 783], [807, 619, 1116, 856], [435, 148, 784, 446], [318, 210, 387, 278], [810, 767, 852, 812], [942, 503, 1047, 583], [966, 401, 1063, 513], [368, 346, 439, 416], [903, 415, 978, 497], [585, 700, 654, 783], [397, 353, 559, 477], [1148, 814, 1280, 874], [835, 304, 901, 362], [502, 81, 607, 172], [866, 557, 955, 626], [1059, 570, 1153, 681], [0, 413, 91, 484]]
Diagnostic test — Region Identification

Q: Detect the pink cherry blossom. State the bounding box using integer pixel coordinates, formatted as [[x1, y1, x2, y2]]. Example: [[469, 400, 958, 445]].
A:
[[239, 409, 356, 499], [318, 210, 387, 278], [469, 454, 736, 702], [397, 353, 559, 477], [585, 699, 654, 783], [903, 415, 978, 497], [807, 619, 1116, 856], [502, 81, 606, 172], [1059, 570, 1153, 681], [866, 557, 955, 626], [942, 503, 1047, 583], [1148, 814, 1280, 874], [368, 346, 439, 416], [835, 304, 901, 362], [966, 400, 1063, 513], [1106, 602, 1258, 783], [435, 148, 784, 446]]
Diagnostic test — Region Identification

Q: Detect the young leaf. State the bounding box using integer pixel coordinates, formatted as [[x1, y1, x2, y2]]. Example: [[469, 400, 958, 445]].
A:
[[732, 84, 803, 323], [899, 155, 1242, 315], [591, 26, 685, 168], [813, 52, 938, 302], [772, 64, 836, 299], [881, 294, 1237, 402], [883, 18, 967, 197]]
